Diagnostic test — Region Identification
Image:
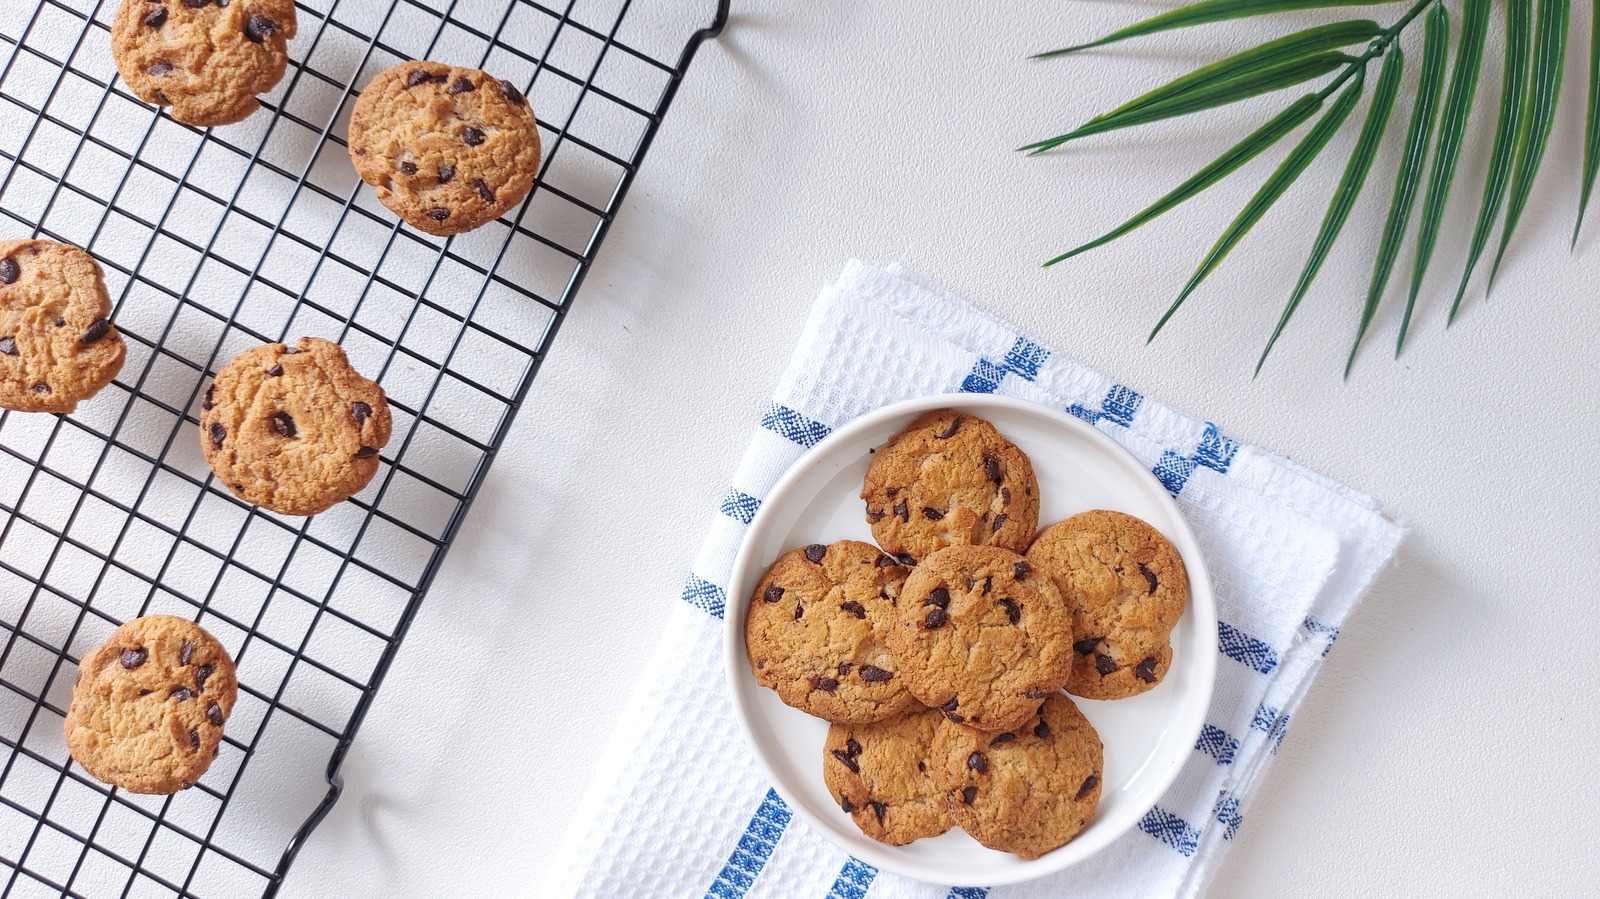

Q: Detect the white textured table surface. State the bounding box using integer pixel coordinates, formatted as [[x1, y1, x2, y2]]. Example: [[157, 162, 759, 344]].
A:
[[240, 2, 1600, 896]]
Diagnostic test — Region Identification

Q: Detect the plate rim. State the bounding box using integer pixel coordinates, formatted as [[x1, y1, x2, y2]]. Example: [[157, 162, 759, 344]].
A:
[[722, 393, 1217, 886]]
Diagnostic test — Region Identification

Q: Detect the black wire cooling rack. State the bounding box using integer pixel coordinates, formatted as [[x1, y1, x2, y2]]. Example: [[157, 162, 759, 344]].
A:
[[0, 0, 727, 895]]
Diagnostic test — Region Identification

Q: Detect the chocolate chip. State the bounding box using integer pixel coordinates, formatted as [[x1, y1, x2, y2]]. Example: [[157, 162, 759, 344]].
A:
[[837, 662, 854, 675], [0, 258, 17, 284], [967, 751, 988, 773], [991, 513, 1007, 534], [407, 69, 446, 88], [356, 446, 379, 458], [195, 664, 213, 690], [179, 641, 193, 665], [30, 382, 49, 394], [53, 317, 63, 327], [1025, 690, 1052, 699], [817, 676, 838, 692], [499, 80, 526, 105], [171, 686, 193, 702], [184, 0, 209, 7], [144, 7, 167, 28], [80, 318, 111, 345], [894, 553, 917, 567], [210, 423, 225, 448], [934, 416, 961, 439], [474, 178, 495, 203], [283, 346, 299, 354], [793, 603, 803, 620], [804, 544, 826, 564], [244, 15, 277, 43], [762, 585, 783, 604], [830, 749, 859, 774], [147, 61, 172, 76], [869, 801, 886, 824], [0, 337, 14, 355], [153, 89, 170, 105], [840, 601, 866, 619], [1139, 562, 1159, 593], [1013, 561, 1030, 580], [463, 127, 486, 146], [865, 508, 885, 522], [399, 161, 418, 176], [120, 647, 147, 669], [859, 665, 892, 683], [839, 795, 854, 813], [206, 702, 223, 726], [436, 165, 455, 184], [916, 760, 925, 771], [961, 785, 977, 804], [922, 607, 947, 629], [447, 77, 476, 95], [1073, 638, 1100, 655], [921, 506, 943, 520], [272, 412, 296, 438], [352, 401, 372, 428], [1033, 720, 1051, 739], [267, 364, 283, 377], [893, 500, 908, 521], [925, 587, 950, 608], [885, 487, 898, 497], [940, 697, 959, 713], [1075, 773, 1100, 800], [1000, 487, 1011, 504], [845, 738, 861, 757], [983, 453, 1002, 485], [1095, 654, 1118, 676], [990, 732, 1016, 745], [998, 597, 1020, 624], [1135, 657, 1159, 683], [875, 553, 898, 568], [188, 730, 200, 748], [426, 208, 451, 221]]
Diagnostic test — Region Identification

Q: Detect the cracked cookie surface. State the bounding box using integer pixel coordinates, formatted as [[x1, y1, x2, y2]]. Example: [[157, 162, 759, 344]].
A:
[[888, 545, 1073, 733], [933, 692, 1103, 859], [745, 539, 919, 724], [0, 239, 126, 413], [199, 337, 391, 516], [861, 409, 1039, 564], [822, 708, 951, 845], [1027, 510, 1188, 700], [111, 0, 298, 127], [348, 60, 542, 236], [65, 615, 239, 794]]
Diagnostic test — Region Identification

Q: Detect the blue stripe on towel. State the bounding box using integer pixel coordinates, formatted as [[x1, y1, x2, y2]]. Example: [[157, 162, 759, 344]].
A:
[[1138, 805, 1203, 857], [1218, 621, 1278, 674], [824, 857, 877, 899], [721, 489, 761, 524], [946, 889, 989, 899], [762, 403, 831, 448], [705, 788, 792, 899], [681, 574, 728, 619]]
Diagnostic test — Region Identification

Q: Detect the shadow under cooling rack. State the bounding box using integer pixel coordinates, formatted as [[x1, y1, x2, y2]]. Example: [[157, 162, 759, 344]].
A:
[[0, 0, 726, 895]]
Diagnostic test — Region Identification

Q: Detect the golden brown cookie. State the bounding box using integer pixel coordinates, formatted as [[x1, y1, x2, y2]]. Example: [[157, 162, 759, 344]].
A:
[[888, 545, 1073, 733], [933, 693, 1103, 859], [861, 409, 1039, 564], [1027, 510, 1188, 700], [348, 60, 541, 236], [64, 615, 239, 794], [822, 708, 952, 845], [111, 0, 298, 127], [199, 337, 391, 516], [0, 239, 125, 413], [745, 540, 920, 724]]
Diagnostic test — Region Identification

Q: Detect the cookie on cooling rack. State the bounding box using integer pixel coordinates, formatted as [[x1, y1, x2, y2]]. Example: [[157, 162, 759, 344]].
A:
[[111, 0, 298, 128], [348, 60, 542, 236], [65, 615, 240, 795], [0, 239, 126, 414], [199, 337, 391, 517]]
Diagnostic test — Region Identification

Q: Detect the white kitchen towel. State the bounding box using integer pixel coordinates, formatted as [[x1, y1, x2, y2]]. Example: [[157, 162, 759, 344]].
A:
[[551, 260, 1404, 899]]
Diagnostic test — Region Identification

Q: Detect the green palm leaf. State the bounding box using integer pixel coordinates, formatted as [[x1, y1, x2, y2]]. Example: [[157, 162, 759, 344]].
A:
[[1258, 47, 1405, 376], [1034, 0, 1406, 58], [1451, 0, 1533, 322], [1022, 22, 1380, 153], [1576, 4, 1600, 244], [1044, 94, 1324, 267], [1489, 0, 1571, 286], [1375, 3, 1449, 364], [1406, 0, 1490, 338], [1152, 72, 1366, 341]]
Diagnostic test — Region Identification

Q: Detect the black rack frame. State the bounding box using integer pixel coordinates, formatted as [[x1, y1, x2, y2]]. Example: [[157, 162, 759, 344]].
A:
[[0, 0, 727, 895]]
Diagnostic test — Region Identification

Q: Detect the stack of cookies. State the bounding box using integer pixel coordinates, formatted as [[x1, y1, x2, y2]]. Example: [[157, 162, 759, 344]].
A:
[[743, 408, 1189, 859]]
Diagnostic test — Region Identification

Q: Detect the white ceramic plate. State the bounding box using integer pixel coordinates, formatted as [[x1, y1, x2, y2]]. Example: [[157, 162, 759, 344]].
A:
[[723, 394, 1216, 887]]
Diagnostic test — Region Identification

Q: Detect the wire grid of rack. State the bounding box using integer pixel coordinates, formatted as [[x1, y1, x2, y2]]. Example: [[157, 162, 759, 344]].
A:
[[0, 0, 726, 895]]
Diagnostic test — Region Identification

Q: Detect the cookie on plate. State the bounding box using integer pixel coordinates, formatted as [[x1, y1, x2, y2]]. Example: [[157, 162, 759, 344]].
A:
[[1027, 510, 1188, 700], [822, 708, 952, 845], [933, 692, 1103, 859], [745, 540, 919, 724], [111, 0, 298, 127], [0, 239, 126, 414], [348, 60, 542, 236], [861, 409, 1039, 564], [64, 615, 239, 794], [887, 545, 1073, 733], [199, 337, 391, 517]]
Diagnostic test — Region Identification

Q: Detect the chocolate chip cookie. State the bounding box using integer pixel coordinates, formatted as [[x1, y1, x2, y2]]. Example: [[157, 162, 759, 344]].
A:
[[888, 545, 1074, 733], [822, 708, 952, 845], [745, 540, 920, 724], [933, 692, 1103, 859], [0, 239, 126, 414], [1027, 510, 1188, 700], [348, 60, 541, 236], [199, 337, 391, 517], [111, 0, 298, 127], [861, 409, 1039, 564], [64, 615, 239, 794]]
